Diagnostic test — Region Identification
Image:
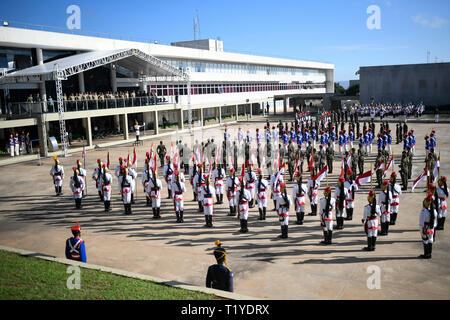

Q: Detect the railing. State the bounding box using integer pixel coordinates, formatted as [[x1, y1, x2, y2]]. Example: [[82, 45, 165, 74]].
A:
[[2, 95, 173, 118]]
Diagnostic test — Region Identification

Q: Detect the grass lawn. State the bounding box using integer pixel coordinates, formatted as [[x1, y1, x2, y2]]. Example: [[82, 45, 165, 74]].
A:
[[0, 250, 215, 300]]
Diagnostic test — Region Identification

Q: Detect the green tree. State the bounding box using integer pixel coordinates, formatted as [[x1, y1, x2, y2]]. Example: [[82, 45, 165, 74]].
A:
[[334, 82, 345, 95], [345, 83, 360, 96]]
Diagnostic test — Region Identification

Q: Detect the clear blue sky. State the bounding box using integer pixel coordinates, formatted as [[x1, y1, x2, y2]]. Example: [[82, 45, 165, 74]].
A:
[[1, 0, 449, 81]]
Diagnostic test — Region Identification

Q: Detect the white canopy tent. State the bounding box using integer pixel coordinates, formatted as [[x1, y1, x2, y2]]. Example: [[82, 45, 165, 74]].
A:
[[0, 48, 192, 156]]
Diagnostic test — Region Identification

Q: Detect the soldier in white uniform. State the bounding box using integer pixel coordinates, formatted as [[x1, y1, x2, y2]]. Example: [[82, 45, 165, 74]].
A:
[[271, 169, 284, 212], [50, 156, 64, 196], [142, 159, 153, 206], [171, 170, 186, 223], [76, 159, 87, 197], [189, 157, 199, 201], [344, 174, 358, 221], [163, 156, 174, 199], [244, 163, 257, 208], [320, 186, 335, 245], [419, 193, 438, 259], [292, 172, 307, 225], [436, 176, 449, 230], [118, 165, 133, 215], [307, 171, 320, 216], [101, 164, 113, 212], [147, 169, 162, 219], [226, 168, 239, 216], [388, 172, 402, 225], [236, 178, 251, 233], [127, 162, 137, 204], [362, 190, 381, 251], [114, 157, 125, 193], [92, 159, 104, 201], [276, 183, 292, 238], [201, 174, 216, 228], [69, 167, 85, 209], [334, 176, 349, 230], [378, 181, 392, 236], [193, 164, 205, 213], [255, 168, 269, 220], [213, 164, 226, 204]]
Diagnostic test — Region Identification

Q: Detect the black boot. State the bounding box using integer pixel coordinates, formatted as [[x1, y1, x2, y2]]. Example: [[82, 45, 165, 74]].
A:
[[239, 219, 245, 233], [193, 192, 197, 201], [198, 201, 204, 213], [328, 231, 333, 244], [180, 211, 184, 223], [131, 194, 135, 204], [228, 207, 234, 216], [321, 231, 328, 244], [273, 200, 277, 211], [259, 208, 263, 220], [428, 243, 432, 259], [216, 195, 221, 204], [99, 191, 103, 201], [176, 212, 180, 223], [243, 220, 248, 232], [441, 217, 446, 230], [146, 196, 151, 206], [436, 217, 444, 230], [385, 221, 390, 235], [168, 189, 172, 199], [208, 215, 213, 227], [59, 186, 63, 195], [419, 243, 429, 259], [380, 222, 386, 235], [156, 207, 161, 218], [124, 204, 128, 215], [220, 194, 223, 204], [390, 213, 397, 225], [312, 204, 317, 216], [346, 208, 353, 220], [296, 212, 302, 224], [283, 225, 288, 238], [104, 201, 108, 212], [249, 199, 254, 208], [372, 237, 377, 251], [128, 203, 133, 215], [204, 215, 209, 227], [55, 187, 59, 196], [263, 207, 267, 220], [363, 237, 371, 251]]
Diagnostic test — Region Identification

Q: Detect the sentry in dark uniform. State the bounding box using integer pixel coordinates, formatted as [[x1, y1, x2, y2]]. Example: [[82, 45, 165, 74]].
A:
[[65, 222, 86, 263], [206, 240, 234, 292]]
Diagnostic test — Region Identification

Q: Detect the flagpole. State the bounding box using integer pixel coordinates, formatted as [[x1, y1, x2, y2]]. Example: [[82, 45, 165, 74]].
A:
[[370, 164, 373, 189]]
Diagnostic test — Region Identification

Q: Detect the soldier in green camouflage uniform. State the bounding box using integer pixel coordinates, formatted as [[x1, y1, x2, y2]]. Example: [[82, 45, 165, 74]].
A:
[[350, 147, 358, 175], [319, 144, 326, 172], [357, 143, 366, 175], [425, 147, 437, 181], [375, 151, 384, 188], [287, 140, 296, 181], [400, 151, 409, 190], [326, 142, 334, 173]]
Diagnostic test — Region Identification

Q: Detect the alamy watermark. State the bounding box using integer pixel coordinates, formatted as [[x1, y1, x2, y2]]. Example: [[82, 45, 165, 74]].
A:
[[366, 265, 381, 289], [66, 5, 81, 30], [66, 265, 81, 290], [367, 5, 381, 30]]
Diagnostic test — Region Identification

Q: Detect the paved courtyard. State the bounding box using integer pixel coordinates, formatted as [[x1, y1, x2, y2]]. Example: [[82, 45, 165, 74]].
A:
[[0, 115, 449, 300]]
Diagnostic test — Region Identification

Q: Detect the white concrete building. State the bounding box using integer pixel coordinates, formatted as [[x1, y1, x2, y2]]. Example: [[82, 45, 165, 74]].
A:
[[0, 25, 334, 156]]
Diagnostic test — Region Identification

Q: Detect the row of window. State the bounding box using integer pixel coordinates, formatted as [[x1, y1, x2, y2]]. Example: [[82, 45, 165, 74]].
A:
[[162, 59, 324, 76], [148, 82, 325, 96]]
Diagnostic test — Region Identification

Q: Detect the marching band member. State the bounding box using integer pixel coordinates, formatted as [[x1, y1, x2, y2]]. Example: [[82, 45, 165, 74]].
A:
[[172, 170, 186, 223], [147, 168, 162, 219], [101, 164, 113, 212], [292, 172, 307, 225], [276, 182, 292, 238], [436, 176, 448, 230], [389, 172, 402, 225], [362, 190, 381, 251], [50, 156, 64, 196], [92, 158, 104, 201], [334, 176, 349, 230], [69, 167, 85, 209], [255, 168, 269, 220], [236, 177, 251, 233], [213, 163, 226, 204], [201, 174, 215, 227], [378, 181, 392, 235], [320, 186, 335, 245], [419, 193, 437, 259], [226, 168, 239, 216], [118, 165, 133, 215]]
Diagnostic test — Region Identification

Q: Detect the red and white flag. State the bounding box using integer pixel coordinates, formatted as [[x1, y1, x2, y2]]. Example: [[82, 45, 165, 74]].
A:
[[355, 170, 372, 186], [412, 169, 427, 192], [433, 156, 440, 181], [308, 152, 314, 171], [313, 165, 328, 183], [383, 156, 394, 174], [274, 163, 286, 185], [375, 160, 385, 171]]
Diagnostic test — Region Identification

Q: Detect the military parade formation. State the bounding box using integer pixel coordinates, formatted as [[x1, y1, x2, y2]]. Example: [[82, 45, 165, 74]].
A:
[[56, 109, 447, 272]]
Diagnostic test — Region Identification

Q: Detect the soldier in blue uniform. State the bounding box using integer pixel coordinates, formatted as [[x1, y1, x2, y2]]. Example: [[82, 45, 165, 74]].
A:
[[206, 240, 234, 292], [65, 222, 87, 263]]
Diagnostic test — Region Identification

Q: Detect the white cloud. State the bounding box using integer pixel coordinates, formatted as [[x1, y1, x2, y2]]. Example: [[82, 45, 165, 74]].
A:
[[412, 14, 448, 28]]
